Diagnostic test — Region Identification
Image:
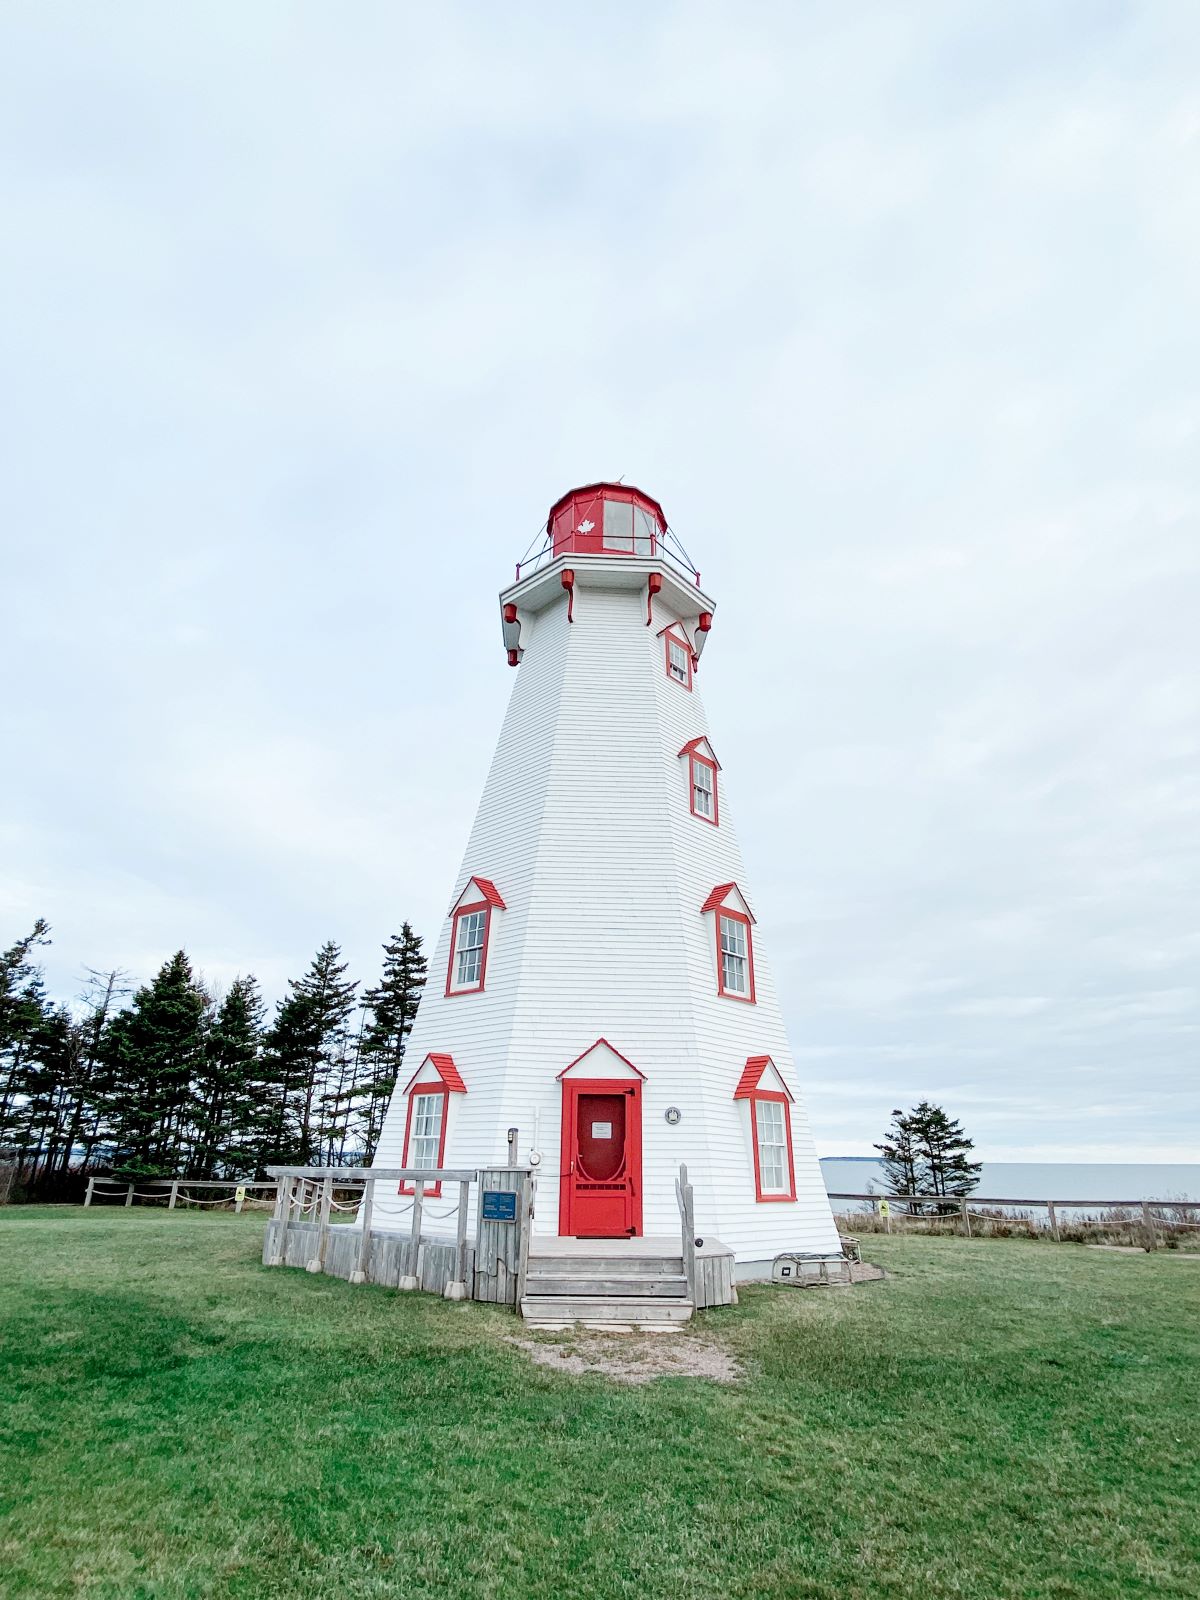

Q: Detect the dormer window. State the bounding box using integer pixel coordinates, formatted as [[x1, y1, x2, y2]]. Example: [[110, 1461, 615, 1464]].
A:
[[679, 738, 720, 825], [399, 1053, 468, 1196], [733, 1057, 797, 1201], [445, 876, 506, 996], [665, 629, 693, 689], [701, 883, 757, 1003]]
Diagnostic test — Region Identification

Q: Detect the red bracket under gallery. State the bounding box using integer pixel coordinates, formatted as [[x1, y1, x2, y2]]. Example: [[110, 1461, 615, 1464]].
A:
[[646, 571, 663, 626], [561, 567, 575, 623], [503, 603, 520, 666], [692, 610, 713, 669]]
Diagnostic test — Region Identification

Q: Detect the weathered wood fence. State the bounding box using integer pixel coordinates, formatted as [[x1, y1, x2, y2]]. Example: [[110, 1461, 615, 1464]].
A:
[[829, 1192, 1200, 1250], [263, 1165, 535, 1308], [84, 1177, 278, 1209]]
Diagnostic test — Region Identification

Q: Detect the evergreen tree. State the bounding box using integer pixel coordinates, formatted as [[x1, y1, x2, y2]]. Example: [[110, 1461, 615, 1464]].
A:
[[261, 942, 357, 1167], [0, 921, 52, 1150], [101, 951, 209, 1175], [874, 1101, 981, 1212], [874, 1107, 922, 1203], [188, 976, 265, 1178], [358, 924, 427, 1161]]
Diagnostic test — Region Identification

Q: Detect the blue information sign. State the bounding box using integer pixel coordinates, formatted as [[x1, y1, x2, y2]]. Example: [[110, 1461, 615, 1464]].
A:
[[481, 1190, 518, 1223]]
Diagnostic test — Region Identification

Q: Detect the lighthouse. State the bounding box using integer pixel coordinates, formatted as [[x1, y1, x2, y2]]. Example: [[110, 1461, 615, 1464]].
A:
[[371, 483, 840, 1280]]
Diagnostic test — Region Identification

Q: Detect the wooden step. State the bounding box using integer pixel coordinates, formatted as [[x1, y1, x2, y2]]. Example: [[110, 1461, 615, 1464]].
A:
[[527, 1255, 684, 1276], [524, 1274, 689, 1298], [520, 1295, 693, 1327]]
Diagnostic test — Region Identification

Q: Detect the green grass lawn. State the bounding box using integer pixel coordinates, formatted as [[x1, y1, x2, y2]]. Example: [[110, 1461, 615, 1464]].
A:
[[1, 1209, 1197, 1600]]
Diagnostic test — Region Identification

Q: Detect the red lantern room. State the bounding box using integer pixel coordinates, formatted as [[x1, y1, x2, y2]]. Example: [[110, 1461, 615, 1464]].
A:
[[547, 482, 668, 561]]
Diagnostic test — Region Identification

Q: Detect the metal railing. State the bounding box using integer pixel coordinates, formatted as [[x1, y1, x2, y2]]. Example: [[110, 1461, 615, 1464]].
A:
[[514, 525, 704, 588]]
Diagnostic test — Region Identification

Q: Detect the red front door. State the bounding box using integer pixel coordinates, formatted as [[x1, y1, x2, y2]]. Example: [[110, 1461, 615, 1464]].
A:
[[559, 1079, 642, 1237]]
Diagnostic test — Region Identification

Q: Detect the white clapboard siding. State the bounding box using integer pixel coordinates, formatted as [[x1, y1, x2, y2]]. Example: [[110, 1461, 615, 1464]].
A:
[[372, 564, 840, 1263]]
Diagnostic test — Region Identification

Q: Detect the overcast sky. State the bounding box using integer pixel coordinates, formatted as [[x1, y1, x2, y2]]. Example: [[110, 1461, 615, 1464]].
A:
[[3, 3, 1198, 1161]]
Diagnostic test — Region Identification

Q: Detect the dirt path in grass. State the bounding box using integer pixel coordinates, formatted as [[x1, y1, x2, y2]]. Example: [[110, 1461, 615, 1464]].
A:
[[511, 1332, 743, 1384]]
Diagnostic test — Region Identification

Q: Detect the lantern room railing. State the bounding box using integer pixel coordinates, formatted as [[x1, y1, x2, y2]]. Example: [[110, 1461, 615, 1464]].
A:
[[514, 522, 703, 588]]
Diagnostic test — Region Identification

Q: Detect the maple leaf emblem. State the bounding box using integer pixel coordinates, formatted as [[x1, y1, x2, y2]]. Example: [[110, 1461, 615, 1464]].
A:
[[577, 519, 595, 534]]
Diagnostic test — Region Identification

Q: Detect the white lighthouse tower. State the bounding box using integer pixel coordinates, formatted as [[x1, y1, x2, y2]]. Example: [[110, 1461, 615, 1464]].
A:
[[372, 483, 840, 1285]]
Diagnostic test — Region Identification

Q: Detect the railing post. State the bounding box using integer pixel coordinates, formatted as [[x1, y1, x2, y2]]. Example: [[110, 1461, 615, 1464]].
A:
[[350, 1178, 374, 1284], [960, 1199, 971, 1237], [1047, 1201, 1060, 1242], [399, 1179, 423, 1290], [84, 1177, 95, 1208], [445, 1178, 471, 1300], [677, 1164, 697, 1307], [168, 1181, 179, 1210], [1142, 1201, 1157, 1252], [125, 1182, 134, 1208], [307, 1174, 333, 1272], [515, 1172, 535, 1307]]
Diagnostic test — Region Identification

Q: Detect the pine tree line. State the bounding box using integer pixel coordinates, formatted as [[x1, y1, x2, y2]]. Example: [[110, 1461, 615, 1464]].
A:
[[0, 920, 427, 1199]]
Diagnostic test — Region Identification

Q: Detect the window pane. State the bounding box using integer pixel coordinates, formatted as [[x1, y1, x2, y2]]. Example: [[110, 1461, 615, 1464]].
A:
[[669, 640, 689, 682], [720, 915, 749, 993], [411, 1093, 444, 1169], [756, 1100, 788, 1193], [455, 909, 487, 986], [693, 759, 714, 816], [603, 499, 634, 550], [634, 506, 656, 555]]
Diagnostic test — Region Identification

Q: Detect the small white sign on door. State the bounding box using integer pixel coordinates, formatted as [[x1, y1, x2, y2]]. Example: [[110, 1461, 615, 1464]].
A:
[[591, 1122, 613, 1139]]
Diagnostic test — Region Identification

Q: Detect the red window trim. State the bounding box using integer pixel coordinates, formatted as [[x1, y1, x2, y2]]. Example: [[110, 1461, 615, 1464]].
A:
[[748, 1091, 797, 1202], [664, 628, 693, 691], [688, 750, 719, 826], [398, 1082, 450, 1197], [445, 900, 495, 996], [715, 907, 757, 1004]]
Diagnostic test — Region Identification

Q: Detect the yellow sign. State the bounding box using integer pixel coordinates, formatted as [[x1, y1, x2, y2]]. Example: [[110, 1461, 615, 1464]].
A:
[[878, 1199, 890, 1217], [235, 1186, 247, 1203]]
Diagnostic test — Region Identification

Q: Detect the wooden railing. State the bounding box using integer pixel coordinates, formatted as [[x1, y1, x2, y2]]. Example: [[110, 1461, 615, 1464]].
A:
[[675, 1163, 697, 1304], [266, 1165, 478, 1295]]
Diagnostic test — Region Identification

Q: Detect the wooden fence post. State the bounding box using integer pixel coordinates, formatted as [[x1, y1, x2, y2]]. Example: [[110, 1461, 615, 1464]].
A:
[[84, 1177, 95, 1208], [1047, 1201, 1060, 1242], [1142, 1201, 1157, 1252], [960, 1199, 972, 1237], [125, 1182, 134, 1208], [168, 1181, 179, 1210], [308, 1175, 333, 1272], [445, 1179, 471, 1300], [351, 1178, 375, 1284], [399, 1179, 423, 1290]]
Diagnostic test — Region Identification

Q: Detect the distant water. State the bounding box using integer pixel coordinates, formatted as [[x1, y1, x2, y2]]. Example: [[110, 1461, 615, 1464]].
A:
[[821, 1158, 1199, 1213]]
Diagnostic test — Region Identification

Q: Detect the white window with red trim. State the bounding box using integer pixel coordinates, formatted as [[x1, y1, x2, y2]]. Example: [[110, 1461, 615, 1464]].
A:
[[701, 882, 756, 1003], [398, 1053, 467, 1196], [679, 737, 720, 825], [662, 626, 694, 689], [445, 876, 506, 996], [734, 1056, 797, 1201]]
